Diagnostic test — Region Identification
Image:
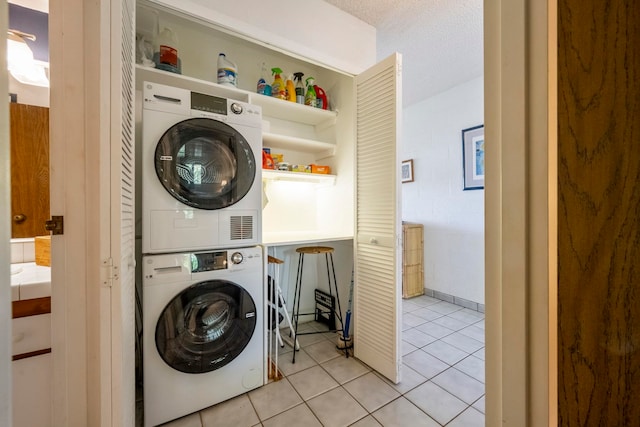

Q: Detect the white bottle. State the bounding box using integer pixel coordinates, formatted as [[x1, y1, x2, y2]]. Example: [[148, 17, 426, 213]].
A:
[[217, 53, 238, 87]]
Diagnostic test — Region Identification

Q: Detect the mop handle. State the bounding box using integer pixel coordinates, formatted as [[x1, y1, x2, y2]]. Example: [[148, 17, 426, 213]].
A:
[[343, 268, 354, 339]]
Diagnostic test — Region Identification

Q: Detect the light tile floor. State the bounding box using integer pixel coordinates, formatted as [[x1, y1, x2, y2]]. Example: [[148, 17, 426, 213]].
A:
[[156, 295, 485, 426]]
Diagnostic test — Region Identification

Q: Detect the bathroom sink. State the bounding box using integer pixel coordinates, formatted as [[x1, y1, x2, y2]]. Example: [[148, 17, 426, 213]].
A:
[[11, 265, 23, 275]]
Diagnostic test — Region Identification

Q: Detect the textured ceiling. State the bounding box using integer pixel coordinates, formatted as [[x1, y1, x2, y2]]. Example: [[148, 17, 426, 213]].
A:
[[323, 0, 484, 106]]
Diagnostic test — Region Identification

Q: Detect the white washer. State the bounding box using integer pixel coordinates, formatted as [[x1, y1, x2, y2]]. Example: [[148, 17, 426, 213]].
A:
[[143, 246, 264, 427], [142, 81, 262, 254]]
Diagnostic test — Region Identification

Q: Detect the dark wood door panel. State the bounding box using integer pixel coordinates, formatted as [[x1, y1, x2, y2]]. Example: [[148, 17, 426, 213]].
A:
[[557, 0, 640, 425], [10, 103, 50, 238]]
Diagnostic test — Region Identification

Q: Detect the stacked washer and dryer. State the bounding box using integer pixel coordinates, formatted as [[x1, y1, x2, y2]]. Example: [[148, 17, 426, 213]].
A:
[[140, 82, 265, 427]]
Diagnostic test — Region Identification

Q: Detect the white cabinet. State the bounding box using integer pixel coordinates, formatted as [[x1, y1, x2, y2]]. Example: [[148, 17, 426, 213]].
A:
[[136, 1, 355, 246], [12, 354, 52, 427], [12, 313, 52, 427]]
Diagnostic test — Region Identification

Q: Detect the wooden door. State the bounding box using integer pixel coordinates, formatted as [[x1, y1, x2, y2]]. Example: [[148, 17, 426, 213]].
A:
[[558, 0, 640, 424], [10, 103, 50, 238]]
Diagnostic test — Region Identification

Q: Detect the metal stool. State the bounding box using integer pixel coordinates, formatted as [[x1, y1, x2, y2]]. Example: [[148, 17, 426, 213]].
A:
[[291, 246, 346, 363]]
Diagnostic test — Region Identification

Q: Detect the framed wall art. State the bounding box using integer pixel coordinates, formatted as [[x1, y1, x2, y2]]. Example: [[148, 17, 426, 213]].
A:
[[462, 125, 485, 190], [402, 159, 414, 183]]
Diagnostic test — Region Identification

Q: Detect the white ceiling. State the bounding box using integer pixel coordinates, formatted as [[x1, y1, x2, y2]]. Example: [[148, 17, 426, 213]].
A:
[[322, 0, 484, 107]]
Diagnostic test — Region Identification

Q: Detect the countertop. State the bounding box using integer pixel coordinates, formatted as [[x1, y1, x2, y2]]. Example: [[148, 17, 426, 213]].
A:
[[10, 262, 51, 301]]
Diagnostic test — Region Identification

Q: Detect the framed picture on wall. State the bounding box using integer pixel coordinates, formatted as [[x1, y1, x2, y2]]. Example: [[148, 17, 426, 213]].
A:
[[462, 125, 485, 190], [402, 159, 414, 183]]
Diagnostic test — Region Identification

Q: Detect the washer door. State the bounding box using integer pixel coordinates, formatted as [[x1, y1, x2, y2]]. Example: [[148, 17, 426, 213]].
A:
[[155, 118, 256, 210], [155, 280, 257, 374]]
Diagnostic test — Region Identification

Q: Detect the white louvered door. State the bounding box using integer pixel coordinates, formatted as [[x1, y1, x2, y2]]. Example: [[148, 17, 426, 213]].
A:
[[354, 53, 403, 383], [110, 0, 136, 424]]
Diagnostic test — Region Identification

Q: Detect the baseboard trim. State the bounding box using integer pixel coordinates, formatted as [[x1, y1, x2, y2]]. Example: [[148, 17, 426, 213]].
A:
[[424, 288, 484, 313]]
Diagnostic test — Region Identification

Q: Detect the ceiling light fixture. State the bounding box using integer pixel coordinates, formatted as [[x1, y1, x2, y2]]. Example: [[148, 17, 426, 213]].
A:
[[7, 29, 49, 88]]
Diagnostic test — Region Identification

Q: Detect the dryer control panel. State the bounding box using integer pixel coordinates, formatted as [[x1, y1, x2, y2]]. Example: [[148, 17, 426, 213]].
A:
[[191, 251, 228, 272]]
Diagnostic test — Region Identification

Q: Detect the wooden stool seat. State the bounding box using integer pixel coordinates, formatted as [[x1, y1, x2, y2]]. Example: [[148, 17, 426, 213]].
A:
[[295, 246, 334, 254], [268, 255, 284, 264]]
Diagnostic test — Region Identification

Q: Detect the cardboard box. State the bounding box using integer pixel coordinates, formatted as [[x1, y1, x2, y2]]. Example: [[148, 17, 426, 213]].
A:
[[271, 153, 284, 164], [35, 235, 51, 267], [311, 164, 331, 174]]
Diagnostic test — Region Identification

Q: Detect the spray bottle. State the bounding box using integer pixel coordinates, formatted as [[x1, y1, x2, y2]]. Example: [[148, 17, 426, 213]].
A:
[[285, 73, 296, 102], [257, 62, 270, 95], [294, 72, 305, 104], [304, 77, 317, 107], [271, 68, 286, 100]]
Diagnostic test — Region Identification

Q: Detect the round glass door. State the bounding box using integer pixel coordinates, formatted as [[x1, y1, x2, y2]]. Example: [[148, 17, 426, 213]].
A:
[[155, 118, 256, 210], [155, 280, 257, 374]]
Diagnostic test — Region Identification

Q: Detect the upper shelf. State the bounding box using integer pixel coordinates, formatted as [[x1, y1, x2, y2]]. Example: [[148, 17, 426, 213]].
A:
[[248, 93, 337, 127], [136, 65, 337, 127], [136, 65, 250, 103]]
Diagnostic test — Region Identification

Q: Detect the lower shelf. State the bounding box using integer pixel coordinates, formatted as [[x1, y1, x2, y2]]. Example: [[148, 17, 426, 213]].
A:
[[262, 169, 336, 184]]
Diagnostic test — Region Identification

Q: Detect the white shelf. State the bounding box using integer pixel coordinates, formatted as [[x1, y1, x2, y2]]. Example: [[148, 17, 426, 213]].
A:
[[262, 169, 336, 185], [135, 65, 337, 128], [136, 65, 250, 102], [249, 94, 337, 127], [263, 233, 353, 247], [262, 132, 336, 157]]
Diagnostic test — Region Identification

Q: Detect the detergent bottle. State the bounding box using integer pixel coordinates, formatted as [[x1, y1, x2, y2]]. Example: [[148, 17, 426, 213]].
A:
[[271, 68, 286, 100], [155, 27, 180, 74], [217, 53, 238, 87], [294, 72, 305, 104], [314, 84, 328, 109], [304, 77, 317, 107], [285, 73, 296, 102], [256, 62, 271, 95]]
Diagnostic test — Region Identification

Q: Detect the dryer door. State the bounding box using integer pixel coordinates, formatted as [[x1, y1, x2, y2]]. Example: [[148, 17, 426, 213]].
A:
[[155, 118, 256, 210], [155, 279, 257, 374]]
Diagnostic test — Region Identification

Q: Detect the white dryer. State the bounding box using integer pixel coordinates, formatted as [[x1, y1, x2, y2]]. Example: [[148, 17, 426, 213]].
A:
[[143, 246, 264, 427], [141, 81, 262, 254]]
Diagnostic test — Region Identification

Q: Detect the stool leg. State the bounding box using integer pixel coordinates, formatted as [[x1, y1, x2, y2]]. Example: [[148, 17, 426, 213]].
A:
[[327, 252, 349, 357], [291, 252, 305, 363], [329, 253, 344, 332]]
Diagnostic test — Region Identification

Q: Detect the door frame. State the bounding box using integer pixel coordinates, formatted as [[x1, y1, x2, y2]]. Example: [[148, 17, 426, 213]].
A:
[[484, 0, 557, 425], [0, 0, 557, 425], [49, 0, 114, 425], [1, 2, 13, 425]]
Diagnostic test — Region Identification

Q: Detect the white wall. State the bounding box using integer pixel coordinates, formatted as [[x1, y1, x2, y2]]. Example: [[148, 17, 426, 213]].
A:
[[151, 0, 376, 75], [402, 76, 484, 304], [9, 75, 49, 107]]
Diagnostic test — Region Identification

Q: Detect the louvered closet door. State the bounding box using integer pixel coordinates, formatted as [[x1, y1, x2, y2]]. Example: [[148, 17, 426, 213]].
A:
[[354, 53, 402, 383], [109, 0, 136, 424]]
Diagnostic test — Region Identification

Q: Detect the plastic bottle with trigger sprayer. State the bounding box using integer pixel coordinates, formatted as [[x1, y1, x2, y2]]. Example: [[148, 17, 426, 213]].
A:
[[294, 72, 305, 104], [257, 62, 270, 95], [304, 77, 317, 106], [271, 67, 286, 100], [285, 73, 296, 102]]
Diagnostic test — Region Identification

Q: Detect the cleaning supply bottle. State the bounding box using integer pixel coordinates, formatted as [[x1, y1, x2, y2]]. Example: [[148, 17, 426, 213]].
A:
[[217, 53, 238, 87], [314, 84, 328, 109], [155, 27, 180, 74], [304, 77, 317, 107], [294, 72, 305, 104], [271, 67, 286, 100], [285, 73, 296, 102], [257, 62, 270, 95]]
